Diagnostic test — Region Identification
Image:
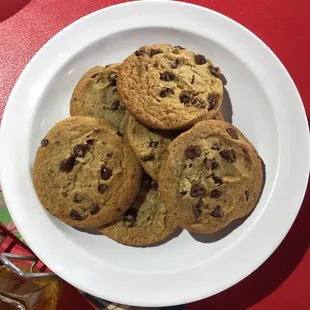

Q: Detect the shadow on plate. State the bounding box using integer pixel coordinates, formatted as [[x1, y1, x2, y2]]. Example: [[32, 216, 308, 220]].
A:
[[218, 74, 233, 124], [189, 216, 247, 243]]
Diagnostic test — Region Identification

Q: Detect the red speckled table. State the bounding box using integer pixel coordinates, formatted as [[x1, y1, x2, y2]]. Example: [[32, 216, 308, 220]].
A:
[[0, 1, 309, 309]]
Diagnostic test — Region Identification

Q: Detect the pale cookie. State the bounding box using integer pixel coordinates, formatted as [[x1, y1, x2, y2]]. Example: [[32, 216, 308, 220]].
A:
[[98, 172, 177, 246], [70, 64, 127, 134]]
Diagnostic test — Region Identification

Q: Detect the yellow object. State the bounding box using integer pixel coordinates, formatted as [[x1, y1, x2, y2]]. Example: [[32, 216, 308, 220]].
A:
[[0, 265, 62, 310]]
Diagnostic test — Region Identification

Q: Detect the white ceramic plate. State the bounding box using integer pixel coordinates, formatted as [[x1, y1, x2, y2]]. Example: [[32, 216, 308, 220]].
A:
[[1, 0, 309, 307]]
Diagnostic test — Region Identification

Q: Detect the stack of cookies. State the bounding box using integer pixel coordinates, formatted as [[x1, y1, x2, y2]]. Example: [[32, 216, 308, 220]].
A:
[[33, 44, 264, 246]]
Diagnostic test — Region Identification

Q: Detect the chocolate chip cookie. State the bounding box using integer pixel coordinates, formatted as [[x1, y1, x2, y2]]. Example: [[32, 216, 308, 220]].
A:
[[126, 115, 180, 180], [98, 172, 177, 246], [126, 111, 224, 180], [118, 44, 223, 130], [158, 120, 263, 233], [70, 64, 127, 133], [33, 116, 142, 228]]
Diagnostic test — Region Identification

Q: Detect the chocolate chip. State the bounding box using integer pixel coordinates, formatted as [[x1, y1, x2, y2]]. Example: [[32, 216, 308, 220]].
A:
[[73, 193, 82, 203], [191, 75, 195, 84], [135, 50, 144, 56], [219, 149, 236, 163], [91, 73, 99, 78], [174, 45, 185, 49], [192, 204, 202, 219], [117, 131, 124, 138], [207, 95, 219, 110], [190, 185, 206, 198], [73, 144, 87, 157], [141, 154, 155, 162], [108, 74, 117, 86], [105, 64, 110, 68], [123, 208, 138, 226], [180, 190, 187, 196], [69, 209, 83, 221], [210, 189, 222, 198], [160, 87, 174, 98], [90, 204, 100, 215], [73, 97, 77, 101], [195, 54, 207, 65], [107, 153, 113, 158], [204, 158, 218, 169], [171, 59, 180, 69], [211, 143, 221, 150], [150, 49, 162, 57], [211, 160, 219, 170], [86, 139, 94, 145], [245, 191, 250, 201], [211, 206, 224, 218], [226, 128, 238, 139], [149, 141, 159, 147], [111, 100, 120, 110], [60, 156, 76, 173], [141, 172, 152, 190], [41, 139, 49, 147], [185, 145, 201, 159], [151, 181, 158, 190], [211, 174, 223, 185], [98, 184, 108, 194], [243, 148, 249, 156], [101, 166, 113, 180], [210, 66, 221, 77], [179, 92, 193, 104], [160, 72, 175, 81]]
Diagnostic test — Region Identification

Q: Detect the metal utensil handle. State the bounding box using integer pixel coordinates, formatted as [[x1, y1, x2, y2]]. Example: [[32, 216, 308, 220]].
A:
[[0, 253, 55, 279]]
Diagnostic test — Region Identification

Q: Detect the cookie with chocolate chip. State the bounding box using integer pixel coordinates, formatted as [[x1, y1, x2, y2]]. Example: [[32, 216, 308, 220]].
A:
[[118, 44, 223, 130], [158, 120, 263, 233], [70, 64, 128, 134], [126, 111, 224, 180], [97, 172, 177, 246], [33, 116, 142, 228]]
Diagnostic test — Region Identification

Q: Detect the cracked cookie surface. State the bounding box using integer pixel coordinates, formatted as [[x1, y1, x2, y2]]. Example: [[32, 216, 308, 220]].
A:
[[70, 64, 128, 134], [158, 120, 263, 233], [118, 44, 223, 130], [33, 116, 142, 228], [98, 172, 177, 246], [126, 112, 224, 180]]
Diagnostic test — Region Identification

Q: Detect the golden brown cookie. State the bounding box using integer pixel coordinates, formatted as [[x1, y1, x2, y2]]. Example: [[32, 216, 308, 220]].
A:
[[126, 112, 224, 180], [98, 172, 177, 246], [118, 44, 223, 130], [33, 116, 142, 228], [70, 64, 127, 134], [158, 120, 263, 234]]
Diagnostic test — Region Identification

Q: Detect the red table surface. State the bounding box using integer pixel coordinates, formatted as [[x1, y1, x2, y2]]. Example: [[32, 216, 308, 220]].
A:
[[0, 1, 309, 310]]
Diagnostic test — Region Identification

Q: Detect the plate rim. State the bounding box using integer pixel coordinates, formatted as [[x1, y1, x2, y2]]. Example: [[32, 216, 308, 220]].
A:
[[1, 0, 309, 306]]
